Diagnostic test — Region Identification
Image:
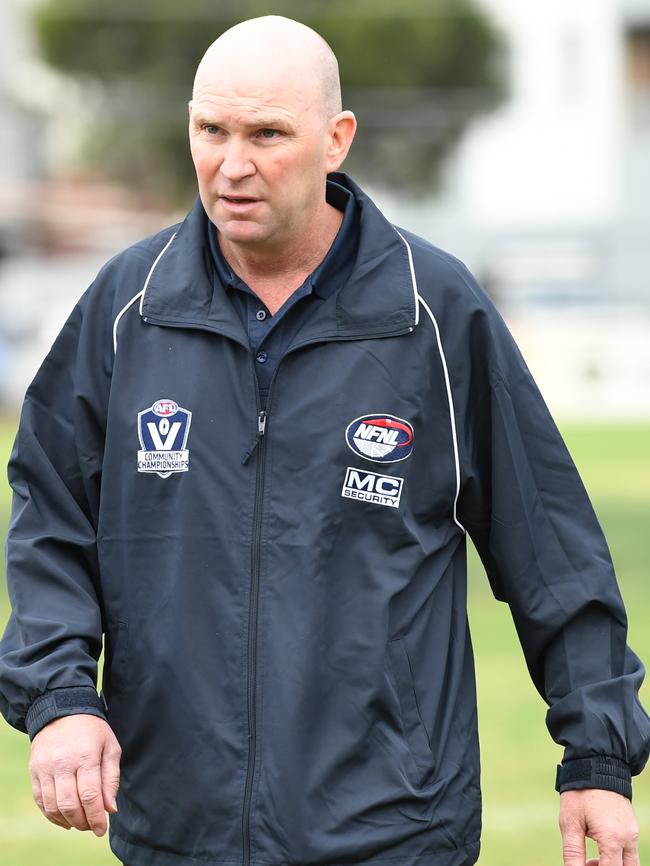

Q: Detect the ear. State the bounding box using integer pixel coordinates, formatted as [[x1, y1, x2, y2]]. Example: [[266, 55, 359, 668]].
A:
[[325, 111, 357, 173]]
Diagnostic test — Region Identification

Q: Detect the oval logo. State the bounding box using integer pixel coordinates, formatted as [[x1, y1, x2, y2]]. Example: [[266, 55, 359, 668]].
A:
[[152, 399, 178, 417], [345, 414, 414, 463]]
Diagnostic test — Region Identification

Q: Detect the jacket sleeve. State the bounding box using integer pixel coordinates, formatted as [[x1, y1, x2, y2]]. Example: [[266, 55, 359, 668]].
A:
[[0, 285, 111, 739], [452, 268, 650, 799]]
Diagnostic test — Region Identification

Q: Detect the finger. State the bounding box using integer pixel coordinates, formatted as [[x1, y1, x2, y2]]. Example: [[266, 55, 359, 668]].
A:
[[562, 829, 586, 866], [76, 763, 108, 836], [101, 739, 121, 814], [54, 769, 91, 831], [30, 773, 45, 813], [622, 841, 640, 866], [39, 773, 72, 829], [596, 840, 624, 866]]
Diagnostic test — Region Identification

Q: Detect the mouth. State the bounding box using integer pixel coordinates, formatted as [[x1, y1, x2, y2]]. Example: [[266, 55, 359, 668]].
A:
[[219, 194, 261, 209]]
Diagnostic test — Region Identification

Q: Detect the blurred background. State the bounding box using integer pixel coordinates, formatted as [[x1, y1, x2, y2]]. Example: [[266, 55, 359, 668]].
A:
[[0, 1, 648, 864]]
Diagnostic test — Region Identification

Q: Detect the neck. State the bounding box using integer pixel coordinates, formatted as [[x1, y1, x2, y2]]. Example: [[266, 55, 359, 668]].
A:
[[218, 202, 344, 286]]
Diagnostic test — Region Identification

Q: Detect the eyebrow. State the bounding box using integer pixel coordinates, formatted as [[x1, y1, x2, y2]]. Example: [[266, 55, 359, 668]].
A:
[[192, 114, 290, 130]]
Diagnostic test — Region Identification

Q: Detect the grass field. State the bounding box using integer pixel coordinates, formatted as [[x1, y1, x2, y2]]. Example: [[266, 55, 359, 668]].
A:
[[0, 418, 648, 866]]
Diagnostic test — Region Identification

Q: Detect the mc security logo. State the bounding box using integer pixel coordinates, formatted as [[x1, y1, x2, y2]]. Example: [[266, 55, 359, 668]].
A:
[[345, 413, 414, 463], [137, 398, 192, 478], [341, 467, 404, 509]]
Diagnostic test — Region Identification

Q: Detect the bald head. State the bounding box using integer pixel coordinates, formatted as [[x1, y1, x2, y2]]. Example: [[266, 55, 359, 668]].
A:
[[188, 15, 357, 259], [192, 16, 342, 121]]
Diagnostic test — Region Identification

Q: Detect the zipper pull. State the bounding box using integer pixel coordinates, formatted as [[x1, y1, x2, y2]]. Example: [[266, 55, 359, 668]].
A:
[[242, 411, 267, 464]]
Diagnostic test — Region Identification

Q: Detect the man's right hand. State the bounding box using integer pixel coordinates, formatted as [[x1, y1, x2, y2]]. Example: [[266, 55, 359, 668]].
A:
[[28, 713, 121, 836]]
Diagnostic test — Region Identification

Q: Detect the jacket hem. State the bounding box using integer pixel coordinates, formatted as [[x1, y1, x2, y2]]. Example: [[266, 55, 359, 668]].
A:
[[110, 828, 480, 866]]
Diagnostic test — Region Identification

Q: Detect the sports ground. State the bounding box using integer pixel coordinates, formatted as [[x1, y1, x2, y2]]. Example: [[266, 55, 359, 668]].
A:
[[0, 418, 648, 866]]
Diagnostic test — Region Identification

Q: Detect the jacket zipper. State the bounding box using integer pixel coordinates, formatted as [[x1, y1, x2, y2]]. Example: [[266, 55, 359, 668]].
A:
[[242, 386, 267, 866]]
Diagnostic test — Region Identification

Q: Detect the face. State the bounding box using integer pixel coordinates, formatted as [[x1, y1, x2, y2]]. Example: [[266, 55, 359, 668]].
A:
[[189, 66, 345, 252]]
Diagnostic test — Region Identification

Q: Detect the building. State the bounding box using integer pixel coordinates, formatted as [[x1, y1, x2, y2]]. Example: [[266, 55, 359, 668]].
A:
[[376, 0, 650, 418]]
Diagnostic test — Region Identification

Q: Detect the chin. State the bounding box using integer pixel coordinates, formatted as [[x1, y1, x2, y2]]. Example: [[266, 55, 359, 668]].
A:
[[220, 226, 267, 245], [218, 219, 274, 245]]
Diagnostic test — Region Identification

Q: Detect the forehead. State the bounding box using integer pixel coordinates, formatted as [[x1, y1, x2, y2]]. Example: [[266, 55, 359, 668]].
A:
[[192, 61, 318, 123]]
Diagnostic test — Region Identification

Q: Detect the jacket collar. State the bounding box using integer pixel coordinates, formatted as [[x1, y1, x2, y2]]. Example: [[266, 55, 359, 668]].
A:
[[140, 172, 417, 346]]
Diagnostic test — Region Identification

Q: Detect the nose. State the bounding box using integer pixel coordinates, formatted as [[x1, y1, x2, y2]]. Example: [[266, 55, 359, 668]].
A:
[[219, 138, 256, 182]]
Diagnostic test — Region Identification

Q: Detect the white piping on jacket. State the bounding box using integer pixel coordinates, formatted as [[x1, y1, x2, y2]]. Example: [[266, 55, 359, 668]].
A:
[[112, 231, 177, 354], [394, 227, 466, 534], [394, 228, 420, 327]]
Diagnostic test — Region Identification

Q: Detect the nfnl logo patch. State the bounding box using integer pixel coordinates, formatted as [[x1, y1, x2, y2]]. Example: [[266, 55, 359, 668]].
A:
[[137, 398, 192, 478], [346, 414, 414, 463], [341, 467, 404, 509]]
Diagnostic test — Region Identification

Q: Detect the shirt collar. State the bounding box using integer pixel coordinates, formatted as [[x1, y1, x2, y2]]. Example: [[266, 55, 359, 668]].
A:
[[206, 179, 358, 301]]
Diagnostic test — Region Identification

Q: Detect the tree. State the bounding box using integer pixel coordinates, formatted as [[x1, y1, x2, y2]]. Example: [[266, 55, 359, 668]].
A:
[[33, 0, 506, 204]]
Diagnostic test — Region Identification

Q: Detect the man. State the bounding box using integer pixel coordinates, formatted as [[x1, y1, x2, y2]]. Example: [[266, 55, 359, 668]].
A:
[[0, 15, 647, 866]]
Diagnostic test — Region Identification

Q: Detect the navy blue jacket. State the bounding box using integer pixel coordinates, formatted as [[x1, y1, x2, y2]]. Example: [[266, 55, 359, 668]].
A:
[[1, 173, 648, 866]]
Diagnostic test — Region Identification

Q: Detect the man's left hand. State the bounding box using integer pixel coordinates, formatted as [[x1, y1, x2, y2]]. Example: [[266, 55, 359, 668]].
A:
[[559, 788, 640, 866]]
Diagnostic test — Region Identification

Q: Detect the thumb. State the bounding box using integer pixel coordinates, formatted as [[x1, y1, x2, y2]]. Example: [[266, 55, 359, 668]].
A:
[[100, 739, 121, 814], [562, 828, 587, 866]]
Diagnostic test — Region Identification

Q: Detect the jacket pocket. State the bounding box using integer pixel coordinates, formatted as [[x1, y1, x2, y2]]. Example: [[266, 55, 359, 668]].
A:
[[103, 618, 130, 703], [386, 636, 434, 783]]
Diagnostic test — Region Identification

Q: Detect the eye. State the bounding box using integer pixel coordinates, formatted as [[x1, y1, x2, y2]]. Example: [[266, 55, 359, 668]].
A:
[[259, 129, 280, 139], [203, 124, 221, 135]]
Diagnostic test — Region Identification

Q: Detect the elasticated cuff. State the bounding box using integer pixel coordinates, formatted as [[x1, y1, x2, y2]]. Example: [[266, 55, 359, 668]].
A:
[[25, 687, 107, 740], [555, 755, 632, 800]]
